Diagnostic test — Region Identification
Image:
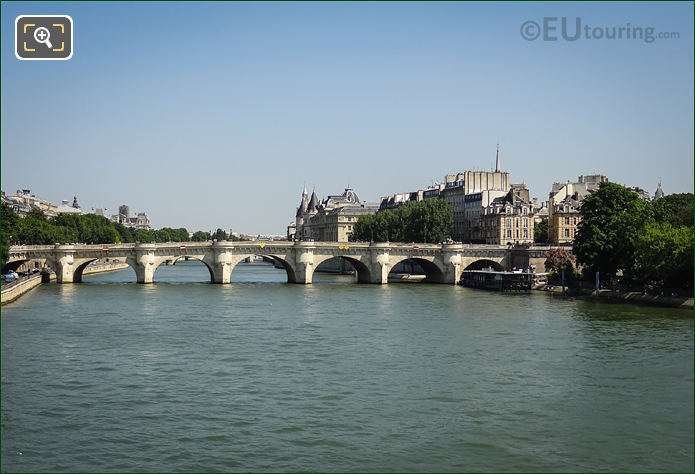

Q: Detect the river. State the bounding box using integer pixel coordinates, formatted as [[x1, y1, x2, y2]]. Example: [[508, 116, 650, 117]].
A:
[[1, 260, 693, 472]]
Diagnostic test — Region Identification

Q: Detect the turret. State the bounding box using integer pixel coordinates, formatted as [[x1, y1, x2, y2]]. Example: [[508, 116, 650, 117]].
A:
[[307, 191, 319, 214]]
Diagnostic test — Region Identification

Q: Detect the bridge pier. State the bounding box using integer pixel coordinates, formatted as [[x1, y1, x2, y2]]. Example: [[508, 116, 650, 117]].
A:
[[49, 246, 77, 283], [209, 243, 235, 284], [132, 243, 157, 284], [442, 244, 464, 284], [292, 242, 316, 284], [367, 243, 390, 284]]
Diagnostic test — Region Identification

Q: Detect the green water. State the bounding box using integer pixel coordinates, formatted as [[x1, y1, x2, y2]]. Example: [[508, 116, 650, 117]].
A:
[[2, 261, 693, 472]]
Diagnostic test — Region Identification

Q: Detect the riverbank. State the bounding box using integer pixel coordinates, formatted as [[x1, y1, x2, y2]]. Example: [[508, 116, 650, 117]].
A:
[[535, 284, 694, 310], [1, 262, 130, 305], [1, 273, 47, 304]]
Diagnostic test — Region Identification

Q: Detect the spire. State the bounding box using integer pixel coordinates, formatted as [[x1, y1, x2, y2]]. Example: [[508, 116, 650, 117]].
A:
[[296, 185, 309, 217], [495, 144, 500, 172], [308, 191, 319, 212], [654, 180, 664, 200]]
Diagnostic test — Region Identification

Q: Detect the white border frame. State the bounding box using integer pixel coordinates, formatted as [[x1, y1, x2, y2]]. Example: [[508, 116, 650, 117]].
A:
[[15, 14, 74, 60]]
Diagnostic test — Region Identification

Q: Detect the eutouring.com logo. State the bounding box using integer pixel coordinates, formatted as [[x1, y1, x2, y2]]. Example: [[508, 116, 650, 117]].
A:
[[521, 17, 680, 44]]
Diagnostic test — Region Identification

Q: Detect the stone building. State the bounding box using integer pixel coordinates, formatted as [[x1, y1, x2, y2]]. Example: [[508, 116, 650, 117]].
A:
[[2, 189, 58, 216], [290, 187, 378, 242], [110, 204, 151, 230], [379, 183, 445, 211], [440, 146, 512, 242], [547, 174, 607, 245], [480, 189, 535, 245]]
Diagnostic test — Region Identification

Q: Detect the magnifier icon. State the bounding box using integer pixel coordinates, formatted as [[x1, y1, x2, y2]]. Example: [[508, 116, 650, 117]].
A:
[[34, 27, 53, 49]]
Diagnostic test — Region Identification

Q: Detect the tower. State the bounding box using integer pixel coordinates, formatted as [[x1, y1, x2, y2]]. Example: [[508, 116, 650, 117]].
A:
[[654, 181, 664, 200], [295, 186, 309, 227]]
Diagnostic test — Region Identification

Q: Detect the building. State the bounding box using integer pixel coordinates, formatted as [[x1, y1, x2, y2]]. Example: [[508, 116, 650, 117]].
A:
[[110, 204, 151, 230], [56, 197, 84, 215], [290, 186, 379, 242], [440, 146, 512, 242], [547, 174, 607, 245], [480, 189, 535, 245], [654, 181, 665, 200], [629, 186, 651, 201], [379, 183, 445, 211], [2, 189, 58, 216]]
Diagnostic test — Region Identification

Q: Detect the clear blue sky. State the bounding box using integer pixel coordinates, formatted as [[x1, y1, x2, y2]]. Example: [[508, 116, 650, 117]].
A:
[[2, 1, 693, 234]]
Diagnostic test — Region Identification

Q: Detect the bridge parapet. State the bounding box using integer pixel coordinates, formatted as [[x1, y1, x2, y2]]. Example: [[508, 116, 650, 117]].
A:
[[7, 242, 564, 285]]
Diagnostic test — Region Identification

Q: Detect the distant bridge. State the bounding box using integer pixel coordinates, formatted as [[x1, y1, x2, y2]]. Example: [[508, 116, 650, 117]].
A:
[[6, 241, 553, 285]]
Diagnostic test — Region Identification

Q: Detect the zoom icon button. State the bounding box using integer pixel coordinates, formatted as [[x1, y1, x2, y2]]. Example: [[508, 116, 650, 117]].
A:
[[16, 15, 73, 60]]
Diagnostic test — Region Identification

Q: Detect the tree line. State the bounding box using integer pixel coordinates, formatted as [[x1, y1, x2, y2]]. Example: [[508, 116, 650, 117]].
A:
[[573, 182, 693, 290], [351, 198, 453, 243], [1, 204, 246, 266]]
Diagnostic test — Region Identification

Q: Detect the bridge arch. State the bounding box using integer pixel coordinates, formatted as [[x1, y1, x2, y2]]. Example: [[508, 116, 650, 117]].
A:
[[261, 255, 297, 283], [387, 256, 446, 283], [226, 253, 298, 283], [3, 259, 30, 273], [152, 255, 215, 283], [312, 255, 373, 283], [464, 259, 505, 272], [74, 258, 99, 283]]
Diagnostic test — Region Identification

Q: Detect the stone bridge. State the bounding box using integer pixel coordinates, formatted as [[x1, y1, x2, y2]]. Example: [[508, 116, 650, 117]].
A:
[[6, 241, 553, 285]]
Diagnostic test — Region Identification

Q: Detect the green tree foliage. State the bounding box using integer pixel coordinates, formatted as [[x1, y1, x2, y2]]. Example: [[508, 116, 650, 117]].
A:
[[191, 230, 211, 242], [152, 227, 189, 243], [353, 199, 453, 243], [534, 219, 548, 244], [1, 206, 198, 249], [113, 222, 136, 243], [651, 193, 694, 228], [52, 213, 120, 244], [634, 222, 694, 289], [213, 228, 228, 241], [575, 183, 693, 289], [574, 182, 652, 278], [1, 204, 19, 265]]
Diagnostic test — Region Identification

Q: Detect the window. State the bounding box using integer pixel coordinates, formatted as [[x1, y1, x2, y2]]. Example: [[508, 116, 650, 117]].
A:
[[565, 217, 570, 225], [506, 229, 512, 238], [523, 229, 528, 238], [573, 217, 577, 225], [506, 218, 511, 228], [523, 218, 528, 228], [564, 229, 570, 237]]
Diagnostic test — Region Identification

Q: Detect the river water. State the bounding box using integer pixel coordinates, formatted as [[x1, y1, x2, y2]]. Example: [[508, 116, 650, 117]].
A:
[[1, 261, 693, 472]]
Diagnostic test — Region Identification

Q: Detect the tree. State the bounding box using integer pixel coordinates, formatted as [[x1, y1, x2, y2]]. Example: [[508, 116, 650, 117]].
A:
[[191, 231, 211, 242], [651, 193, 694, 228], [114, 222, 136, 243], [534, 219, 548, 244], [573, 182, 652, 278], [352, 199, 453, 243], [135, 229, 154, 242], [634, 222, 694, 289], [1, 204, 19, 265], [213, 228, 228, 241], [544, 247, 576, 274]]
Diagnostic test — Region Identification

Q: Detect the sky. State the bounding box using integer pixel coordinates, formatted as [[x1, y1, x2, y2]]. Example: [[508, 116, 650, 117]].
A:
[[1, 1, 693, 235]]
